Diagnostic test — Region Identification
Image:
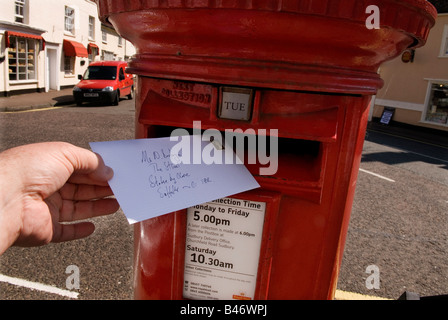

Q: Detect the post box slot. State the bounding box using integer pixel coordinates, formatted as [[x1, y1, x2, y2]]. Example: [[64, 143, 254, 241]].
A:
[[147, 125, 325, 202]]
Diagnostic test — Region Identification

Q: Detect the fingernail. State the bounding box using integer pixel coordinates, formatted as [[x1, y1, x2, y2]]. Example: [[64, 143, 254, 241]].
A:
[[104, 166, 114, 180]]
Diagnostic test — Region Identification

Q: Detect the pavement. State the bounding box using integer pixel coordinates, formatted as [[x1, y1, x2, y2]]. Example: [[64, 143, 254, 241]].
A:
[[1, 89, 447, 149], [0, 88, 75, 112]]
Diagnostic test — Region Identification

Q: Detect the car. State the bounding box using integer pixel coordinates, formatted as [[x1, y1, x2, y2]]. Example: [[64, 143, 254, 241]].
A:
[[73, 61, 134, 106]]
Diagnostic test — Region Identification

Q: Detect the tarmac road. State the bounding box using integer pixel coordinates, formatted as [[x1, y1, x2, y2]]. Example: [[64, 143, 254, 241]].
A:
[[0, 99, 135, 299], [0, 98, 447, 299], [338, 129, 448, 299]]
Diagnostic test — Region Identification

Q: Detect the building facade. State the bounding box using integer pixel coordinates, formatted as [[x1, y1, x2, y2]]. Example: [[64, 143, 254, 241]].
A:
[[372, 6, 448, 132], [0, 0, 135, 96]]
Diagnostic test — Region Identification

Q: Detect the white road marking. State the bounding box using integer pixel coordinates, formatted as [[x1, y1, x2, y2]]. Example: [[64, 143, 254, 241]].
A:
[[359, 168, 395, 183], [404, 150, 448, 164], [1, 107, 62, 114], [0, 273, 78, 299]]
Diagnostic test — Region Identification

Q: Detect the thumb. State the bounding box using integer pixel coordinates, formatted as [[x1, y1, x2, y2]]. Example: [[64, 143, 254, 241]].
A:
[[56, 142, 114, 185]]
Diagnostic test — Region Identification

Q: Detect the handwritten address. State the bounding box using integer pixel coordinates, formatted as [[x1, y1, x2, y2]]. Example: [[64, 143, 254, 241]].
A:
[[141, 148, 213, 199]]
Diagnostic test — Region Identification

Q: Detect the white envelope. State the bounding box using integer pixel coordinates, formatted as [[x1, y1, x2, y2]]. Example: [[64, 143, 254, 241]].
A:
[[90, 136, 260, 224]]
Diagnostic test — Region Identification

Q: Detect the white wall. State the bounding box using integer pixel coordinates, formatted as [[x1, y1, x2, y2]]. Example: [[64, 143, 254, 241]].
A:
[[1, 0, 136, 94]]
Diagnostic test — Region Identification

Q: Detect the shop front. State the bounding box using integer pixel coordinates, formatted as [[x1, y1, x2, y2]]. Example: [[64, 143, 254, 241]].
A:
[[1, 26, 46, 96]]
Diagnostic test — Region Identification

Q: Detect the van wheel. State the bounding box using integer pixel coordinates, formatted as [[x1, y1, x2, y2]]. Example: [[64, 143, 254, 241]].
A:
[[112, 90, 120, 106], [127, 86, 134, 100]]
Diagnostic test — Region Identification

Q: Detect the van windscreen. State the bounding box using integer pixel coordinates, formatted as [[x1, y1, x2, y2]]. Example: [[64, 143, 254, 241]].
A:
[[84, 66, 117, 80]]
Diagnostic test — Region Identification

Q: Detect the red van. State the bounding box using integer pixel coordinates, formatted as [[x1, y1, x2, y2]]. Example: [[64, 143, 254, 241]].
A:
[[73, 61, 134, 106]]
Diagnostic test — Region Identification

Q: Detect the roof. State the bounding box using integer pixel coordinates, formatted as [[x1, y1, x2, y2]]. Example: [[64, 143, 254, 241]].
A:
[[428, 0, 448, 13], [89, 61, 128, 67]]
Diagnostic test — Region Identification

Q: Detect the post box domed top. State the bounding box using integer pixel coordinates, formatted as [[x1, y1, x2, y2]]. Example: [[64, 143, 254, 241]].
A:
[[96, 0, 436, 44], [95, 0, 437, 94]]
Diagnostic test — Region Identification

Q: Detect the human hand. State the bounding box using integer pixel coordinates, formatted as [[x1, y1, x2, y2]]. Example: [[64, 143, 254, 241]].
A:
[[0, 142, 119, 255]]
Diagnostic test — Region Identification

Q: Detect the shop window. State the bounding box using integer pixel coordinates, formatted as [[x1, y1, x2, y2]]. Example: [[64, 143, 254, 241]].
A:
[[64, 56, 74, 75], [88, 50, 96, 64], [87, 43, 99, 64], [424, 82, 448, 125], [8, 36, 36, 81], [440, 25, 448, 58]]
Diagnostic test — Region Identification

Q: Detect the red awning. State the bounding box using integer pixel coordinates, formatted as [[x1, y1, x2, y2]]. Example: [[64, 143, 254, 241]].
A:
[[63, 39, 88, 58], [5, 31, 45, 50], [87, 43, 99, 55]]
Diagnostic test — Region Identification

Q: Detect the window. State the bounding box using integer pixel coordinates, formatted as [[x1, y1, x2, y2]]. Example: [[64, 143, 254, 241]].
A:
[[65, 6, 75, 34], [118, 36, 123, 47], [423, 82, 448, 125], [15, 0, 25, 23], [88, 48, 97, 64], [64, 56, 74, 75], [102, 30, 107, 43], [84, 66, 117, 80], [8, 36, 36, 81], [87, 43, 99, 64], [440, 25, 448, 58], [89, 16, 95, 40], [101, 50, 114, 61]]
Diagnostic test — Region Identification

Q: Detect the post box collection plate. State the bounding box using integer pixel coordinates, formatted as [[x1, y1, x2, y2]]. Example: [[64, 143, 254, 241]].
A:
[[183, 197, 266, 300]]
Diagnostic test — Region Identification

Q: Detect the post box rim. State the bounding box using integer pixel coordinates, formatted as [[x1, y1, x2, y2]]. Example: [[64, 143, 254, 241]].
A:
[[95, 0, 437, 94], [95, 0, 437, 43]]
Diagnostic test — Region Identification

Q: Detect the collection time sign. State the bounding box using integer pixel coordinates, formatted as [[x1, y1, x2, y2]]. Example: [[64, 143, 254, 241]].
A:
[[183, 197, 266, 300]]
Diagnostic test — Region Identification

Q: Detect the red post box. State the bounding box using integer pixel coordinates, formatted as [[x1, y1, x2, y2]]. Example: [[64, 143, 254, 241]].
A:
[[96, 0, 436, 300]]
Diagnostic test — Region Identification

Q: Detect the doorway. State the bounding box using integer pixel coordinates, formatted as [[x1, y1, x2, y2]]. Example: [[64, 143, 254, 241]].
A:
[[45, 45, 59, 91]]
